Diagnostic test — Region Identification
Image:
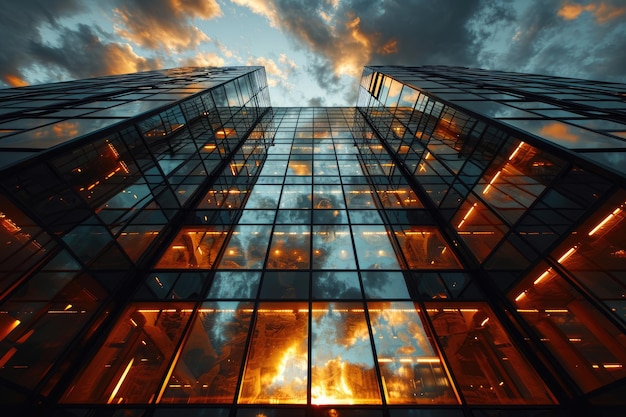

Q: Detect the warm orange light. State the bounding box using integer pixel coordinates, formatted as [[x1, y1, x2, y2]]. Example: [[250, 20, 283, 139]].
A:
[[457, 203, 477, 229], [508, 142, 525, 161], [107, 358, 134, 404], [107, 142, 120, 158], [588, 207, 623, 236], [533, 269, 552, 285], [482, 170, 502, 195], [557, 246, 578, 263], [4, 74, 28, 87], [539, 122, 578, 142], [0, 212, 21, 234], [311, 360, 354, 405]]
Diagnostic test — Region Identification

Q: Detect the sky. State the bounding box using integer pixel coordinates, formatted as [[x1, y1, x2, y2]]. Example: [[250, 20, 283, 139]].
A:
[[0, 0, 625, 106]]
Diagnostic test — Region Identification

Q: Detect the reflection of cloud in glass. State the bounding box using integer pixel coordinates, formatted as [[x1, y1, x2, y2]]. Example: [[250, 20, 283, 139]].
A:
[[369, 301, 458, 404], [361, 271, 410, 298], [207, 271, 261, 299], [312, 226, 356, 270], [238, 302, 308, 404], [539, 122, 578, 141], [218, 225, 272, 269], [311, 302, 381, 405], [312, 271, 362, 299]]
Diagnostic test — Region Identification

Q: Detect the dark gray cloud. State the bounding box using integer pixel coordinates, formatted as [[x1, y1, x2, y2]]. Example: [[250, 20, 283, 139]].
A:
[[0, 0, 161, 87], [2, 0, 624, 102], [475, 0, 626, 82], [30, 24, 160, 80], [240, 0, 625, 103], [262, 0, 511, 103], [307, 97, 324, 106], [0, 0, 85, 85]]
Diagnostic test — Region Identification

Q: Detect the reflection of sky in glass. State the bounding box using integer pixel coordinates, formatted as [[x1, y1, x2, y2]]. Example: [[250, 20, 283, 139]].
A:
[[311, 302, 381, 405], [239, 302, 308, 404], [352, 225, 401, 269], [207, 271, 260, 299], [312, 226, 356, 269], [218, 225, 272, 269], [312, 271, 362, 299], [368, 301, 457, 404], [505, 119, 626, 150], [244, 185, 281, 209], [361, 272, 410, 299], [161, 302, 253, 404]]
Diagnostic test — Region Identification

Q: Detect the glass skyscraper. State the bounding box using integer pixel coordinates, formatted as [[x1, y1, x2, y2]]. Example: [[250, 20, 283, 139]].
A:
[[0, 65, 624, 417]]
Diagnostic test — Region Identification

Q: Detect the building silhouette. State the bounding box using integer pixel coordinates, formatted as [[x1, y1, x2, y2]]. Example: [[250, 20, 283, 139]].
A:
[[0, 65, 624, 416]]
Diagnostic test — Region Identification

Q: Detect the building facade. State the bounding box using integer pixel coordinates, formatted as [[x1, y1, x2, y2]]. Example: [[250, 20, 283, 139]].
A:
[[0, 65, 624, 416]]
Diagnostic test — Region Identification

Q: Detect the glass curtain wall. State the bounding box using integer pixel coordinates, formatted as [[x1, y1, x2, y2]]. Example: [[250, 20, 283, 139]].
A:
[[0, 67, 271, 408], [59, 108, 557, 416], [0, 65, 624, 416], [357, 66, 626, 406]]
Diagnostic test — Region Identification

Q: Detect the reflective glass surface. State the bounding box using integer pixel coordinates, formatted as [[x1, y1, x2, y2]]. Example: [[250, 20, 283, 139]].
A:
[[239, 302, 308, 404], [311, 302, 381, 405], [1, 66, 625, 416]]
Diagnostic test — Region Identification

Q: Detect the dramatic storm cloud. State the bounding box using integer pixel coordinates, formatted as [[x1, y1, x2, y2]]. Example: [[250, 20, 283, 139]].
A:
[[1, 0, 625, 105], [0, 0, 158, 86], [113, 0, 222, 52]]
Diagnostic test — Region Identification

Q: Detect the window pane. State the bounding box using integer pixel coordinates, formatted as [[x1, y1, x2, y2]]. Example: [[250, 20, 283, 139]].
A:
[[218, 225, 272, 269], [368, 301, 457, 404], [453, 196, 507, 262], [260, 271, 309, 299], [207, 271, 261, 299], [393, 226, 461, 269], [352, 225, 401, 270], [242, 185, 282, 209], [426, 303, 556, 404], [311, 302, 381, 405], [157, 227, 228, 269], [0, 300, 98, 390], [266, 225, 310, 269], [280, 185, 312, 209], [238, 302, 308, 404], [312, 226, 356, 269], [362, 271, 410, 299], [313, 185, 345, 209], [287, 159, 312, 176], [160, 302, 253, 403], [62, 303, 192, 403], [511, 266, 626, 393], [312, 271, 362, 299], [344, 185, 377, 209]]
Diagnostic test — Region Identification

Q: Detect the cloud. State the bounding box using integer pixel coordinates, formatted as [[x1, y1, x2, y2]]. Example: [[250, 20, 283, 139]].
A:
[[233, 0, 625, 104], [234, 0, 493, 103], [246, 55, 296, 90], [230, 0, 280, 26], [539, 122, 579, 142], [29, 24, 160, 79], [279, 53, 298, 69], [113, 0, 222, 52], [308, 97, 325, 106], [492, 0, 626, 83], [558, 1, 626, 23], [182, 52, 226, 67], [0, 0, 83, 86]]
